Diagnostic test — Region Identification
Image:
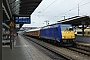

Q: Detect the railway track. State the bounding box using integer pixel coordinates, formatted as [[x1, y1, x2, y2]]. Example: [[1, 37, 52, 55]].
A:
[[23, 35, 90, 60], [75, 43, 90, 52], [66, 47, 90, 56]]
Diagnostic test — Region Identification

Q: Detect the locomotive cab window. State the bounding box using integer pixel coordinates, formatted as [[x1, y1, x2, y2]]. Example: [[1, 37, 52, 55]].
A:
[[61, 25, 73, 31], [69, 27, 73, 31]]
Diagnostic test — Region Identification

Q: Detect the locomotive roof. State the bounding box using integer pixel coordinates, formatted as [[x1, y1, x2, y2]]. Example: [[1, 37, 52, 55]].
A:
[[41, 23, 72, 28]]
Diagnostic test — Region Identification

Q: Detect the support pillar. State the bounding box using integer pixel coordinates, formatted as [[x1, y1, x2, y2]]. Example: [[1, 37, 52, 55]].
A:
[[0, 0, 2, 59], [81, 21, 85, 36], [9, 20, 14, 49]]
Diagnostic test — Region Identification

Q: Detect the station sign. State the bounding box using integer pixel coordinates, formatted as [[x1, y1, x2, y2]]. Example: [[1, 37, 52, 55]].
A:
[[14, 16, 31, 24], [15, 24, 20, 28]]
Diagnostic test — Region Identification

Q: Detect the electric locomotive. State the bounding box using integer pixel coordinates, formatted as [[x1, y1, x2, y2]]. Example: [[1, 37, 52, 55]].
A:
[[40, 24, 75, 46]]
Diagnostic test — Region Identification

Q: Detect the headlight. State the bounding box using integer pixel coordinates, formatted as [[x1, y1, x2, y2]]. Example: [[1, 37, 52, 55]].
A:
[[62, 36, 65, 38], [66, 32, 68, 33], [72, 36, 75, 38]]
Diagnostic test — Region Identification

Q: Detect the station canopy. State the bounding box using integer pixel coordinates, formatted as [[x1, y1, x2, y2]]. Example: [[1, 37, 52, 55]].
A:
[[57, 16, 90, 26], [3, 0, 42, 29], [19, 0, 42, 16], [17, 0, 42, 28]]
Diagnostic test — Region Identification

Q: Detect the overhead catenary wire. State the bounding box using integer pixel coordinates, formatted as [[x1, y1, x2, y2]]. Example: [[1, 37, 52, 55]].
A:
[[37, 0, 58, 18], [39, 0, 58, 14], [80, 9, 90, 16], [34, 0, 90, 24], [45, 0, 85, 14], [37, 0, 86, 18], [49, 2, 90, 20], [78, 0, 85, 4], [42, 0, 85, 15], [63, 0, 89, 17], [60, 2, 90, 15], [45, 0, 68, 14]]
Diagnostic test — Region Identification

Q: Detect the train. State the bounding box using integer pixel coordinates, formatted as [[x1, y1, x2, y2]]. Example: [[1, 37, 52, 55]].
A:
[[25, 24, 75, 46], [75, 27, 90, 36]]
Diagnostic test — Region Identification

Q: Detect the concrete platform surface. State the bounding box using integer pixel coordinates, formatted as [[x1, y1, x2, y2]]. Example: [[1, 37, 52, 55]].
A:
[[76, 41, 90, 47], [2, 35, 52, 60]]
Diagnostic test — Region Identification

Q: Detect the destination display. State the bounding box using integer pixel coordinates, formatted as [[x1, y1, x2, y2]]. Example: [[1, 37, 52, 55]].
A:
[[14, 16, 31, 24]]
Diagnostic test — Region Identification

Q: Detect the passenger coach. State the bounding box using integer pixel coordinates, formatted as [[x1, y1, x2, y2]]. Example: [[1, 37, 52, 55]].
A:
[[26, 28, 40, 38], [75, 27, 90, 36]]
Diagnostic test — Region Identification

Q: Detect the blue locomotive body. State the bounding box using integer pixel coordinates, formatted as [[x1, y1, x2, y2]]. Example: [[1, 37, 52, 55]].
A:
[[40, 24, 62, 42]]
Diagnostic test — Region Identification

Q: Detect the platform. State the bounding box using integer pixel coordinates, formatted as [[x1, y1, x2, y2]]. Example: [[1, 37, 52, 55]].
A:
[[75, 41, 90, 47], [75, 36, 90, 43], [2, 35, 52, 60]]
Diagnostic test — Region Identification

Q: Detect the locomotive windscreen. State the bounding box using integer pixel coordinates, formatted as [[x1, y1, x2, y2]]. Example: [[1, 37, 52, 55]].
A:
[[60, 25, 73, 31]]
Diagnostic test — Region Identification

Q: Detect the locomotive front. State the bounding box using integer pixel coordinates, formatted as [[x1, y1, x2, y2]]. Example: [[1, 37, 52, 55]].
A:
[[60, 24, 75, 45]]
